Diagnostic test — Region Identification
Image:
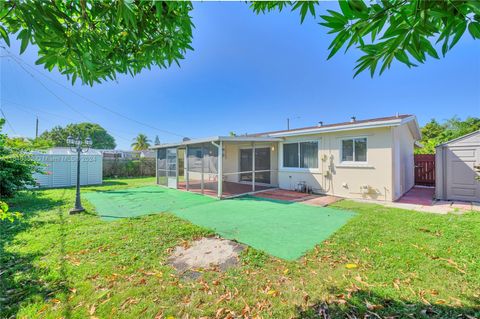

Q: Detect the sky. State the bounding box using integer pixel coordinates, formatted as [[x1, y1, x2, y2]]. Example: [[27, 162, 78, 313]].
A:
[[1, 2, 479, 150]]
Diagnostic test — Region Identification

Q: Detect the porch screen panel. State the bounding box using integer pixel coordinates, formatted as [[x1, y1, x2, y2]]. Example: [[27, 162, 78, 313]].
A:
[[186, 143, 218, 194], [157, 149, 167, 186], [187, 146, 203, 191], [202, 143, 218, 193]]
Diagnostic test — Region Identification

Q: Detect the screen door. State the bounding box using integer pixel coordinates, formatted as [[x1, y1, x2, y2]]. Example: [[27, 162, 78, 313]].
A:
[[166, 148, 178, 188]]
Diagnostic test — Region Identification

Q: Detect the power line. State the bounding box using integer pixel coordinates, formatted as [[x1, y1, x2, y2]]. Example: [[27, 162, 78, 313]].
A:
[[0, 108, 17, 134], [5, 54, 94, 122], [2, 56, 139, 144], [2, 99, 79, 122], [4, 50, 188, 138], [2, 101, 134, 143]]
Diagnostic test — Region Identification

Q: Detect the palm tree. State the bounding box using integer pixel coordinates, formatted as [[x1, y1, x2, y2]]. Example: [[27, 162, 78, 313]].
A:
[[131, 134, 151, 150]]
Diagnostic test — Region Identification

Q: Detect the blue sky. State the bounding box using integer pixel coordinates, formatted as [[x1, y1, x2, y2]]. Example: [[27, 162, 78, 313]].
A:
[[1, 2, 479, 150]]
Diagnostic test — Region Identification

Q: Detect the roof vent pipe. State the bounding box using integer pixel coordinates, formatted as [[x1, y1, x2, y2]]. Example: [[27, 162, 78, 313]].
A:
[[318, 121, 323, 127], [350, 116, 356, 123]]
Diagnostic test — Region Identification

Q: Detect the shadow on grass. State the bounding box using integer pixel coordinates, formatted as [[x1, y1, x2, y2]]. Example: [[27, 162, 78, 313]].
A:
[[296, 289, 480, 319], [97, 180, 128, 186], [0, 192, 71, 318]]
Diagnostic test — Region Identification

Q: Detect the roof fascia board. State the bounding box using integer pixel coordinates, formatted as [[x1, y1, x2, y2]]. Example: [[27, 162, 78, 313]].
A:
[[150, 136, 282, 149], [265, 119, 404, 137], [436, 129, 480, 147]]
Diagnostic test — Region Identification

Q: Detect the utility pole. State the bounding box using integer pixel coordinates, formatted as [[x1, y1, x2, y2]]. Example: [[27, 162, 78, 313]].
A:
[[35, 116, 39, 139]]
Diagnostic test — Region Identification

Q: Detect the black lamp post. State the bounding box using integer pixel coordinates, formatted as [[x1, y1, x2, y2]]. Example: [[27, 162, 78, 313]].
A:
[[67, 135, 92, 214]]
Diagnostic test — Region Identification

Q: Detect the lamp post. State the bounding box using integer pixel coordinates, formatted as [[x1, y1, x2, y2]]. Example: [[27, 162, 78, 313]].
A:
[[67, 135, 92, 214]]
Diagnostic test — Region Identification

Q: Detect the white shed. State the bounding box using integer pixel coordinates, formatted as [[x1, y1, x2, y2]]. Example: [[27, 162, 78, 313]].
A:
[[435, 130, 480, 202], [32, 148, 103, 188]]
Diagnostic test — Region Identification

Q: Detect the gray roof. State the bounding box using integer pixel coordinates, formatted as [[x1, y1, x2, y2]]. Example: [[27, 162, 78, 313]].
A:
[[150, 136, 283, 149]]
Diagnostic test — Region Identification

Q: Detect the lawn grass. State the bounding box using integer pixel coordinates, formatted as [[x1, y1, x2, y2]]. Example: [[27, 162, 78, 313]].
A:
[[1, 177, 479, 318]]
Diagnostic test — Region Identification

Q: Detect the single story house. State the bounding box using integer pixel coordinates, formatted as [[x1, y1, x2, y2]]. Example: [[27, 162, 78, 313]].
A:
[[435, 130, 480, 202], [99, 149, 156, 159], [151, 114, 421, 201]]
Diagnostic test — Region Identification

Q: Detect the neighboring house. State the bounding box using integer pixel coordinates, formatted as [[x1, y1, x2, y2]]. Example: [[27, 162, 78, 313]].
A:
[[151, 115, 421, 201], [99, 149, 156, 159], [435, 130, 480, 202]]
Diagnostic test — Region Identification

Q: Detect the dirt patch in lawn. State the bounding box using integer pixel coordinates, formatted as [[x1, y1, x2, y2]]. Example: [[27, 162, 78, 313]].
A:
[[168, 237, 245, 278]]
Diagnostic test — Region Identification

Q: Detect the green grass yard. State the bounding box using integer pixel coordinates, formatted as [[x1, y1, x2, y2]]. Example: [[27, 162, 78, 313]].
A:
[[1, 177, 479, 318]]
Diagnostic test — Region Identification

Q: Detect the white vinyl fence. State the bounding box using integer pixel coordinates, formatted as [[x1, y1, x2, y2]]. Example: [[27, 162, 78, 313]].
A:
[[31, 148, 103, 188]]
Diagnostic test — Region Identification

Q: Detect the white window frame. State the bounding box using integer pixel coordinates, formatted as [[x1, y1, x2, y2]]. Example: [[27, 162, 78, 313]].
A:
[[340, 137, 368, 164], [280, 140, 320, 171]]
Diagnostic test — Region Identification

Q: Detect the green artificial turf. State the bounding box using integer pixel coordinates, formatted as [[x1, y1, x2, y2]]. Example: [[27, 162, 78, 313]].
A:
[[84, 186, 355, 260], [83, 186, 215, 220]]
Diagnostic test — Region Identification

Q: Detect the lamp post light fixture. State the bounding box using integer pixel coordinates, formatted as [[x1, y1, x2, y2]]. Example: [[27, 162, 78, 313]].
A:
[[67, 135, 92, 214]]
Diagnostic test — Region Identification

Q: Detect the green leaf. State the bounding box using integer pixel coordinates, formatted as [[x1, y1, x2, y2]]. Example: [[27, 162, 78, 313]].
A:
[[468, 22, 480, 39], [339, 0, 354, 19], [353, 58, 370, 78], [420, 38, 439, 59], [395, 51, 412, 67], [348, 0, 369, 19], [449, 21, 467, 49], [0, 25, 9, 46], [17, 29, 30, 54], [327, 30, 350, 59]]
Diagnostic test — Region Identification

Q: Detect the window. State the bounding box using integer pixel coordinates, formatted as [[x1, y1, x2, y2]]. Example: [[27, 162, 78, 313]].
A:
[[341, 138, 367, 163], [283, 143, 299, 168], [283, 141, 318, 168]]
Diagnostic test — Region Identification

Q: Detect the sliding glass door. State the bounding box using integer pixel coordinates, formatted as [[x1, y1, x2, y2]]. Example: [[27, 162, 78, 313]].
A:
[[239, 147, 271, 184]]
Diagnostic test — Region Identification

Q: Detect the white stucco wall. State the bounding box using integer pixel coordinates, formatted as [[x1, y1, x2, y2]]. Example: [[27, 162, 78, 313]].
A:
[[277, 127, 396, 201], [391, 124, 416, 200]]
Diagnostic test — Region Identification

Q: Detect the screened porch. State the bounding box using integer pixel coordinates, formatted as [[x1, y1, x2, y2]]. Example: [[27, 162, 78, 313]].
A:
[[154, 136, 281, 198]]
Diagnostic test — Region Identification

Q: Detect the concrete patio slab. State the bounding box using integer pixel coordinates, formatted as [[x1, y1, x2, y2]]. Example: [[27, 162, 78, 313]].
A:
[[396, 187, 434, 206], [253, 189, 342, 207]]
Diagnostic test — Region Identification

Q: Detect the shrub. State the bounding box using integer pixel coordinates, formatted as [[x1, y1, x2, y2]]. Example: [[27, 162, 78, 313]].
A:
[[0, 201, 21, 222], [0, 119, 43, 197]]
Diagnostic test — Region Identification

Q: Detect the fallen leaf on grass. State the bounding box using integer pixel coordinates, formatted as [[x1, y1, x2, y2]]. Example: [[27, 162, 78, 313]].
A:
[[266, 289, 279, 297], [419, 290, 431, 305], [50, 298, 61, 304], [345, 263, 358, 269], [354, 275, 371, 287], [365, 300, 384, 310], [89, 304, 96, 315], [393, 278, 401, 290], [36, 305, 48, 315]]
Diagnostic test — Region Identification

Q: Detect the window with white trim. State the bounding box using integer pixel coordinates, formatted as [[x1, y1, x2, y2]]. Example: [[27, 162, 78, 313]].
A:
[[283, 141, 318, 168], [341, 138, 367, 162]]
